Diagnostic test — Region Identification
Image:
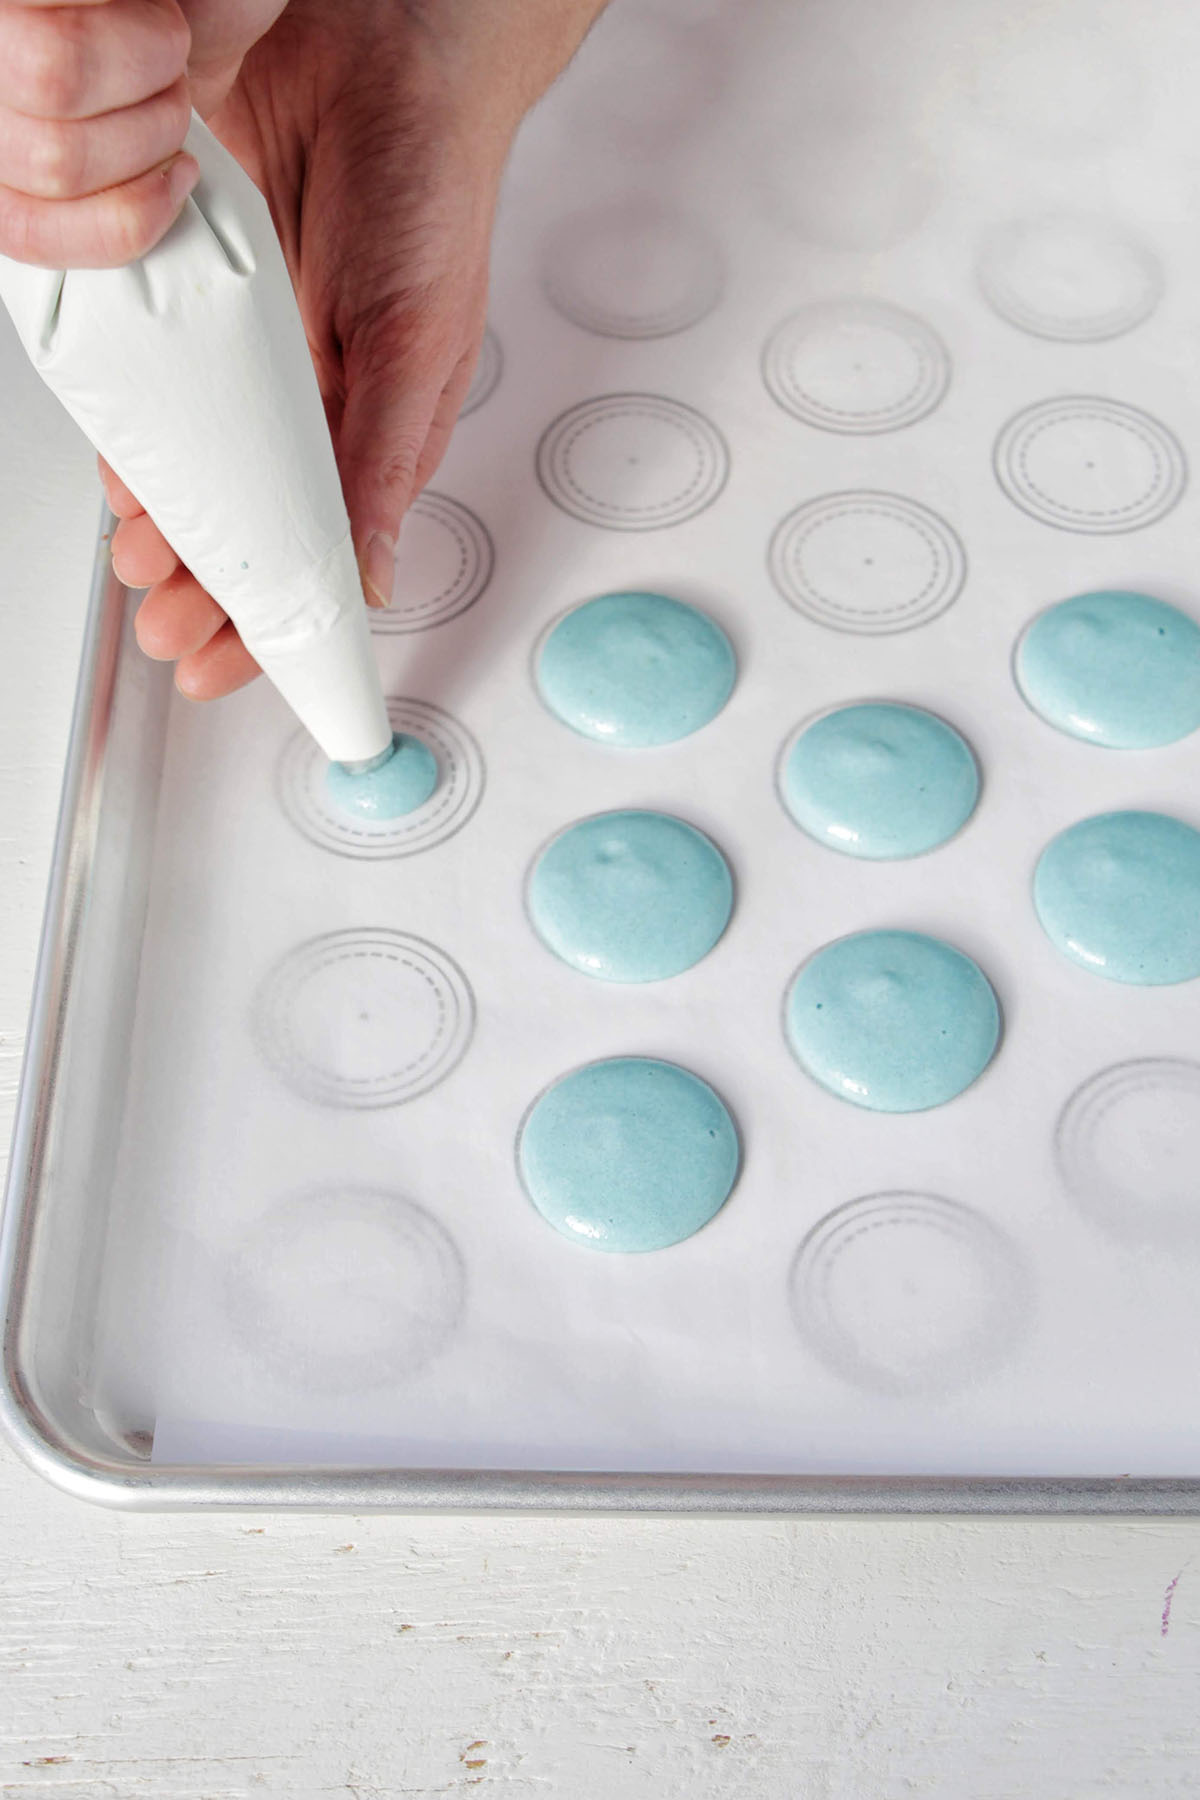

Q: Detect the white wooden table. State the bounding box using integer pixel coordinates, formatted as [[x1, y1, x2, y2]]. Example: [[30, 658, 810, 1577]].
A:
[[2, 312, 1199, 1800]]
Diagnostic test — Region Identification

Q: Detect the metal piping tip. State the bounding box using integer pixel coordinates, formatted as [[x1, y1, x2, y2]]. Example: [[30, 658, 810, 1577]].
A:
[[336, 738, 396, 777]]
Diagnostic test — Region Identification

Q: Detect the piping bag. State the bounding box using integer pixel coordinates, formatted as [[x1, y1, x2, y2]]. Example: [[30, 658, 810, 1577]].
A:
[[0, 114, 393, 767]]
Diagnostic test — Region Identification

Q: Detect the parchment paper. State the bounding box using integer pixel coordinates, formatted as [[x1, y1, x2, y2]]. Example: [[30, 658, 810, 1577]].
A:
[[83, 0, 1200, 1474]]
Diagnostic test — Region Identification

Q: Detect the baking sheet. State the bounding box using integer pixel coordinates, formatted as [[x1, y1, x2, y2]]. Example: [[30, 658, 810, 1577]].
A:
[[68, 0, 1200, 1477]]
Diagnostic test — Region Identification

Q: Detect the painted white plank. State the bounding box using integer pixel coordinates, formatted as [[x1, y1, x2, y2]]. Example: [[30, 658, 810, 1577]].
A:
[[1, 1453, 1199, 1800]]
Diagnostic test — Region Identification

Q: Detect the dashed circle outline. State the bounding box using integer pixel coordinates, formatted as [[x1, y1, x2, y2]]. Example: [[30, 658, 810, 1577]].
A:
[[224, 1185, 467, 1391], [541, 203, 724, 339], [787, 1190, 1031, 1396], [276, 697, 484, 862], [535, 392, 730, 531], [369, 491, 495, 634], [977, 217, 1164, 343], [251, 927, 475, 1109], [762, 299, 951, 433], [767, 490, 967, 634], [993, 396, 1187, 534], [1055, 1058, 1200, 1247]]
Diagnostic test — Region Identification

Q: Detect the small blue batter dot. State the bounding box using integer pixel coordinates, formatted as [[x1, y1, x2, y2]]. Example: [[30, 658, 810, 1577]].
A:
[[518, 1056, 740, 1252], [1034, 810, 1200, 984], [785, 929, 1001, 1113], [528, 809, 733, 982], [325, 732, 438, 819], [536, 590, 736, 746], [1016, 590, 1200, 748], [782, 702, 979, 858]]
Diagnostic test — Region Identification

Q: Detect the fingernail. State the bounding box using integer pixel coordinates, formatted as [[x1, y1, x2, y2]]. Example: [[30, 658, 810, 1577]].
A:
[[361, 532, 396, 608], [163, 152, 200, 211]]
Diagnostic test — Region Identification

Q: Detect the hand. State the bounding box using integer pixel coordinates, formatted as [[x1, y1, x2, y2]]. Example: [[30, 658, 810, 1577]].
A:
[[0, 0, 290, 265], [102, 0, 607, 700]]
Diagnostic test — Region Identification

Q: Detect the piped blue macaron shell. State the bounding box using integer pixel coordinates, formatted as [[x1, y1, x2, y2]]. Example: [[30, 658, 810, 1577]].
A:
[[536, 590, 736, 746], [528, 809, 733, 982], [325, 732, 438, 818], [1034, 809, 1200, 984], [518, 1056, 741, 1252], [1016, 590, 1200, 748], [782, 702, 979, 858], [786, 929, 1001, 1113]]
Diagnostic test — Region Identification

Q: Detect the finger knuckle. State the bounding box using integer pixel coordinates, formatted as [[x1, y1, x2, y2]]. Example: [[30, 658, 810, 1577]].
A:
[[163, 5, 192, 74], [96, 187, 160, 265], [376, 438, 424, 496], [344, 294, 428, 372], [0, 188, 44, 264], [14, 19, 89, 119], [160, 73, 192, 140], [29, 120, 84, 199]]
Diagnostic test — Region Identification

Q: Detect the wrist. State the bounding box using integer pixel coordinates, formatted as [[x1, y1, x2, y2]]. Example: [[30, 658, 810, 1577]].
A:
[[406, 0, 609, 143]]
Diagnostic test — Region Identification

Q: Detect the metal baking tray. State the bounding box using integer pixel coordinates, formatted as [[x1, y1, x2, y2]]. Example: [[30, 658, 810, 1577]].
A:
[[6, 0, 1200, 1513], [0, 528, 1193, 1516]]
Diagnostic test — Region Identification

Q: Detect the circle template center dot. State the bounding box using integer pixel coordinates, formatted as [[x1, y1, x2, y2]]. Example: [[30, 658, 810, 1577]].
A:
[[253, 929, 475, 1107], [537, 394, 729, 530], [788, 1192, 1030, 1395], [763, 299, 950, 433], [994, 397, 1187, 533], [1056, 1060, 1200, 1247], [543, 201, 723, 339], [769, 491, 966, 633], [978, 216, 1162, 342], [225, 1188, 465, 1390], [277, 698, 483, 860]]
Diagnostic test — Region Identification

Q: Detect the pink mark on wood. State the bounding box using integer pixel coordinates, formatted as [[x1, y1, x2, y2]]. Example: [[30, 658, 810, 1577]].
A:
[[1161, 1570, 1184, 1638]]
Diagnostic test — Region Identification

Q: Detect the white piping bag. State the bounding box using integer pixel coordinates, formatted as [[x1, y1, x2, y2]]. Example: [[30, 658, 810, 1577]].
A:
[[0, 114, 392, 765]]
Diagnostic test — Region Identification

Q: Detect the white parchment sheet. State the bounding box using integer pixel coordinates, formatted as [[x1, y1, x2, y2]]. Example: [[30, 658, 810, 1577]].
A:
[[92, 0, 1200, 1474]]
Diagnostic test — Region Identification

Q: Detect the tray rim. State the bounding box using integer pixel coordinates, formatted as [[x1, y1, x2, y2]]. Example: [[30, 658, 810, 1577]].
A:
[[3, 513, 1199, 1516]]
